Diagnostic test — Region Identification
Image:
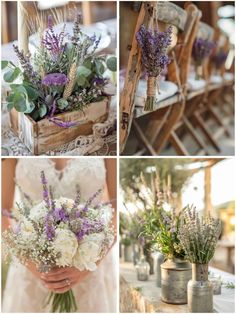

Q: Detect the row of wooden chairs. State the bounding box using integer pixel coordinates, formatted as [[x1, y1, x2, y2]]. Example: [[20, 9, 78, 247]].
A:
[[120, 1, 234, 156]]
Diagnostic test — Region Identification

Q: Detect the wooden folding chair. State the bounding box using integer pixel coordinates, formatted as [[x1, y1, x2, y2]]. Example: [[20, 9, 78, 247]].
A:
[[120, 2, 201, 155]]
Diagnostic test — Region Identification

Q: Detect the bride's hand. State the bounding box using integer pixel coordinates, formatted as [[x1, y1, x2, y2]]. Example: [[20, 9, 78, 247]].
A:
[[40, 267, 90, 293]]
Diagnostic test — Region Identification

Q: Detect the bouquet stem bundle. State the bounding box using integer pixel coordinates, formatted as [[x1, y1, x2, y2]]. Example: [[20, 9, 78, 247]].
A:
[[136, 7, 172, 111], [46, 290, 77, 313]]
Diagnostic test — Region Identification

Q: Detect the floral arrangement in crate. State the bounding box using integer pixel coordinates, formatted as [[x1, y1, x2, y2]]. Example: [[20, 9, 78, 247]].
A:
[[2, 171, 115, 312], [2, 13, 116, 127]]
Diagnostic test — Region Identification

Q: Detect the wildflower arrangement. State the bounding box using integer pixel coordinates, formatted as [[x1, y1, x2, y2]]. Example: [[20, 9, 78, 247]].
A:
[[178, 206, 221, 264], [136, 25, 172, 111], [192, 37, 215, 79], [2, 171, 114, 312], [2, 13, 116, 126], [137, 173, 186, 259]]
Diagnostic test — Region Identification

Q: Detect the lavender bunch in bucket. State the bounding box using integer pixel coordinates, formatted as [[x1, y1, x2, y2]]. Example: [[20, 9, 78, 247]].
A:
[[2, 171, 115, 313], [178, 205, 221, 264], [136, 25, 172, 111], [192, 37, 215, 79]]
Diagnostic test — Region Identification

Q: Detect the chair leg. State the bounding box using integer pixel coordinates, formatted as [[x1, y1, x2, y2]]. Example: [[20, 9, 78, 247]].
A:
[[208, 107, 231, 137], [182, 116, 210, 155], [169, 131, 189, 155], [153, 101, 185, 154], [133, 120, 157, 156], [194, 113, 221, 152]]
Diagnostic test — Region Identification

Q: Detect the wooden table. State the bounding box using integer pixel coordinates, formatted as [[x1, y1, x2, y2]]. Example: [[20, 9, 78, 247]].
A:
[[120, 262, 235, 313]]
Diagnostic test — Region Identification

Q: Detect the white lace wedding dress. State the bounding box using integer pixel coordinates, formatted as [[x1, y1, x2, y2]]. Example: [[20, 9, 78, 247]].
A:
[[2, 158, 117, 313]]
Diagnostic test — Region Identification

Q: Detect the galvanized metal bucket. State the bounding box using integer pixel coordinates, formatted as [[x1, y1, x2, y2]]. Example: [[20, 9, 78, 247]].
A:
[[161, 258, 192, 304], [188, 263, 213, 313], [156, 252, 165, 287]]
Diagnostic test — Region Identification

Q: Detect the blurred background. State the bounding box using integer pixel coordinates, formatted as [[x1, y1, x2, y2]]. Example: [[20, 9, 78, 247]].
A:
[[120, 158, 235, 274]]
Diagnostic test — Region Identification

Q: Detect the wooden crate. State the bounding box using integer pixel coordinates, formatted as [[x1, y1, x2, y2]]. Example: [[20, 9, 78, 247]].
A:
[[9, 97, 110, 155]]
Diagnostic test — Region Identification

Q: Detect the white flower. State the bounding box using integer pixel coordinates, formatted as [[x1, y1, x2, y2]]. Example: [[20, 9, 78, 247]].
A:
[[29, 201, 48, 221], [54, 197, 74, 212], [20, 218, 37, 242], [73, 233, 105, 271], [54, 229, 78, 267]]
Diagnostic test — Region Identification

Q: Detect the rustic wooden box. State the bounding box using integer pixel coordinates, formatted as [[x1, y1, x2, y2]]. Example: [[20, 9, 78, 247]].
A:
[[9, 97, 110, 155]]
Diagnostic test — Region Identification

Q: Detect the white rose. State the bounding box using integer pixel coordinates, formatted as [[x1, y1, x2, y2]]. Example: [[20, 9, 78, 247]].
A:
[[29, 201, 48, 221], [20, 218, 37, 241], [54, 229, 78, 267], [73, 233, 105, 271], [54, 197, 74, 212]]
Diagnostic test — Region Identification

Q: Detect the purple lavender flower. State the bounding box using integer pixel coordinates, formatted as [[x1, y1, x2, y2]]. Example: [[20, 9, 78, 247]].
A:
[[49, 117, 78, 128], [41, 171, 51, 210], [42, 15, 66, 61], [212, 50, 227, 69], [53, 206, 69, 222], [136, 25, 172, 111], [136, 25, 172, 77], [45, 213, 55, 240], [192, 38, 215, 64], [42, 73, 68, 86]]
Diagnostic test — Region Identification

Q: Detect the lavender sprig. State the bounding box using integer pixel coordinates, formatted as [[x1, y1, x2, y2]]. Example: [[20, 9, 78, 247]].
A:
[[13, 44, 41, 87], [40, 171, 51, 210], [192, 38, 215, 64]]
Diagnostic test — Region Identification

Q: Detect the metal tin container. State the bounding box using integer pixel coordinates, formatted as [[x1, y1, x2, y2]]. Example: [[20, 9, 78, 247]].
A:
[[156, 252, 165, 287], [161, 258, 192, 304], [188, 263, 213, 313]]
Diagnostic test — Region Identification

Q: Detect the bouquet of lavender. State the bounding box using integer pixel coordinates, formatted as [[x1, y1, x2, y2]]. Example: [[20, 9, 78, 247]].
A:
[[212, 49, 228, 70], [2, 13, 116, 126], [136, 25, 172, 111], [178, 206, 221, 264], [2, 171, 114, 312], [192, 37, 215, 79]]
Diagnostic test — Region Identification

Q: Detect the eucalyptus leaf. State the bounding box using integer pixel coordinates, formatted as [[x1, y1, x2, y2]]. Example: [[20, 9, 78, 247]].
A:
[[95, 60, 105, 75], [45, 95, 53, 105], [77, 75, 87, 87], [1, 61, 9, 69], [23, 83, 39, 101], [77, 65, 91, 78], [7, 102, 14, 111], [4, 67, 21, 83], [57, 98, 69, 109], [24, 101, 35, 114], [38, 104, 47, 118], [106, 56, 117, 72], [13, 93, 28, 112], [83, 58, 92, 70]]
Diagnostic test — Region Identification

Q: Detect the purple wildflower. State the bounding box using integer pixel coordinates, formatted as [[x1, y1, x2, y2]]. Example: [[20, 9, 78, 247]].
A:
[[49, 117, 78, 128], [192, 38, 215, 64], [42, 73, 68, 86], [42, 15, 66, 61], [41, 171, 51, 210], [85, 189, 103, 208], [212, 50, 227, 69], [45, 213, 55, 240], [136, 25, 172, 77], [53, 206, 69, 223]]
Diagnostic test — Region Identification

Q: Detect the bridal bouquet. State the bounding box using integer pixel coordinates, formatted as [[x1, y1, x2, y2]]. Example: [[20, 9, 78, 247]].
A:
[[2, 171, 115, 312], [2, 12, 116, 126]]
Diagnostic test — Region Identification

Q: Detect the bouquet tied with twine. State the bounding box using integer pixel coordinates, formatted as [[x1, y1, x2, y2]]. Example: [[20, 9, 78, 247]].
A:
[[136, 9, 172, 111]]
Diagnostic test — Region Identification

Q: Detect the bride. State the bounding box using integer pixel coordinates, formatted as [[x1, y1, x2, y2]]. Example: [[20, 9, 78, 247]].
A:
[[2, 158, 117, 313]]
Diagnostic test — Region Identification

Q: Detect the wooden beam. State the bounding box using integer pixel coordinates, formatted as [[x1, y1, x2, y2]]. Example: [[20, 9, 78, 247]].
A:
[[169, 131, 189, 155], [133, 120, 157, 156]]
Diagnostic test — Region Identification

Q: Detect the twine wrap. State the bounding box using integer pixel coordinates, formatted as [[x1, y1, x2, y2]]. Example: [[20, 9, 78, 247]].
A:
[[195, 64, 203, 80], [144, 76, 158, 111]]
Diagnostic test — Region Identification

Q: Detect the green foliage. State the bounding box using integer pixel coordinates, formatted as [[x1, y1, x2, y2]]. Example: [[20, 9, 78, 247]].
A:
[[106, 56, 117, 72], [6, 84, 36, 113], [121, 236, 132, 246], [120, 158, 193, 204], [3, 67, 21, 83], [38, 104, 47, 118], [57, 98, 69, 110]]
